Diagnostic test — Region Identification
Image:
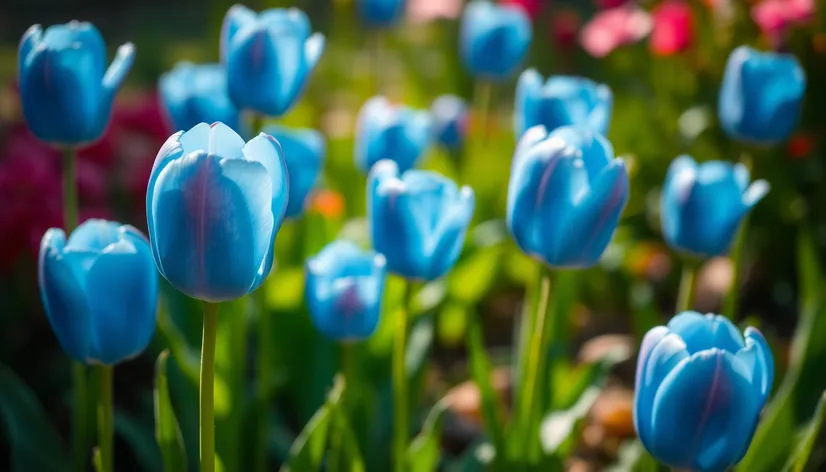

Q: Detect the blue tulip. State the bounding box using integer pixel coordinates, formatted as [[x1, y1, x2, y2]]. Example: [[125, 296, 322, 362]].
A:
[[430, 95, 469, 151], [306, 240, 387, 341], [635, 312, 773, 472], [263, 124, 325, 218], [19, 22, 135, 147], [660, 155, 769, 258], [357, 0, 406, 27], [515, 69, 612, 137], [146, 122, 289, 302], [159, 62, 241, 134], [460, 0, 532, 80], [222, 5, 325, 117], [719, 46, 806, 144], [507, 125, 629, 268], [356, 96, 432, 173], [39, 220, 158, 365], [368, 160, 474, 280]]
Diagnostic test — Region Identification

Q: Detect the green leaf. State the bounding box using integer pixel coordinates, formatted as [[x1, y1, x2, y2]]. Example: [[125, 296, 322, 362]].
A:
[[448, 246, 502, 303], [93, 447, 103, 472], [539, 387, 601, 457], [406, 400, 449, 472], [156, 301, 200, 385], [466, 316, 506, 464], [783, 391, 826, 472], [332, 401, 366, 472], [448, 441, 496, 472], [115, 410, 162, 472], [154, 351, 187, 472], [282, 376, 345, 471], [607, 441, 662, 472], [738, 226, 826, 472], [0, 363, 67, 472]]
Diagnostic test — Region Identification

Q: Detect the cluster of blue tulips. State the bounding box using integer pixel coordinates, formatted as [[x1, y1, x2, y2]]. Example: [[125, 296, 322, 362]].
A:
[[17, 0, 809, 470]]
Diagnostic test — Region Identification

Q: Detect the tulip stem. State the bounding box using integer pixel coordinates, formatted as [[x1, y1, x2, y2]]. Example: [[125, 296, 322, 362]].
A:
[[392, 280, 414, 472], [723, 220, 748, 319], [96, 366, 114, 472], [200, 302, 219, 472], [676, 262, 697, 313], [466, 80, 493, 181], [255, 288, 270, 472], [64, 146, 89, 472]]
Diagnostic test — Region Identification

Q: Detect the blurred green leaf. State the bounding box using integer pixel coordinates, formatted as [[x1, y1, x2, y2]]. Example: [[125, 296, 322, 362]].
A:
[[115, 410, 162, 472], [282, 376, 345, 471], [783, 391, 826, 472], [156, 299, 200, 386], [438, 302, 470, 347], [406, 400, 449, 472], [539, 387, 600, 457], [607, 441, 662, 472], [266, 268, 306, 311], [154, 351, 187, 472], [739, 226, 826, 472], [448, 246, 502, 304], [0, 363, 67, 472], [552, 346, 631, 412], [93, 448, 103, 472], [466, 316, 506, 464], [330, 400, 366, 472], [448, 441, 495, 472]]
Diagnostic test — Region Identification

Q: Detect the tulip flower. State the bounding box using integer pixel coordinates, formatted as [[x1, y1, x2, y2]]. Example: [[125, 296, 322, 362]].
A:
[[752, 0, 814, 44], [718, 46, 806, 145], [356, 96, 432, 173], [507, 125, 629, 268], [368, 159, 475, 281], [39, 219, 158, 364], [660, 155, 769, 258], [19, 21, 135, 146], [222, 5, 325, 117], [430, 95, 469, 151], [357, 0, 407, 27], [635, 312, 773, 471], [159, 62, 241, 135], [580, 4, 652, 58], [650, 0, 693, 56], [515, 69, 612, 137], [460, 0, 533, 80], [146, 122, 289, 302], [263, 125, 325, 218], [306, 240, 387, 341]]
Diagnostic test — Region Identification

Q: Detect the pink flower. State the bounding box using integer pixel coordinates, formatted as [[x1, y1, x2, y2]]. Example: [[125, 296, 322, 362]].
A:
[[595, 0, 630, 8], [407, 0, 463, 24], [752, 0, 814, 43], [580, 4, 653, 58], [501, 0, 545, 20], [650, 0, 693, 56]]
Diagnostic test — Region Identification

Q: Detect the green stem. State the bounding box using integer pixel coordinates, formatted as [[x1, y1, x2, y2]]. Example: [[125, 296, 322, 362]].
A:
[[517, 266, 553, 460], [96, 366, 114, 472], [65, 147, 89, 472], [723, 222, 748, 320], [370, 31, 383, 96], [200, 302, 219, 472], [465, 80, 492, 182], [392, 281, 414, 472], [676, 262, 697, 313], [255, 289, 270, 472]]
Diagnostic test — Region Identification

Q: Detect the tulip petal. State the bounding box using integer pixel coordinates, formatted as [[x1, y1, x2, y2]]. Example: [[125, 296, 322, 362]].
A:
[[742, 179, 770, 209], [667, 312, 745, 355], [18, 24, 43, 72], [66, 219, 124, 251], [650, 350, 760, 471], [38, 229, 93, 363], [150, 151, 275, 301], [304, 33, 325, 71], [221, 4, 257, 60], [636, 332, 689, 450], [85, 238, 158, 364], [101, 42, 135, 103], [736, 327, 774, 403], [515, 68, 543, 136], [426, 186, 475, 279], [265, 126, 324, 218], [512, 125, 548, 172]]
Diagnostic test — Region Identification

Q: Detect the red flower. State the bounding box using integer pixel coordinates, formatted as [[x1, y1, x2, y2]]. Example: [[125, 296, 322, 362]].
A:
[[650, 1, 693, 56], [752, 0, 815, 45], [500, 0, 545, 20], [550, 8, 582, 51]]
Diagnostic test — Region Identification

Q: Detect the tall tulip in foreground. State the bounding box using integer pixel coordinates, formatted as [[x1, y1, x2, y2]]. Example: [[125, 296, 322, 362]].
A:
[[146, 122, 288, 472], [222, 4, 325, 118], [719, 46, 806, 145], [368, 159, 474, 471], [507, 125, 629, 459], [159, 62, 241, 134], [635, 312, 773, 471], [20, 21, 135, 472], [356, 96, 432, 173], [515, 69, 613, 137], [39, 220, 158, 472]]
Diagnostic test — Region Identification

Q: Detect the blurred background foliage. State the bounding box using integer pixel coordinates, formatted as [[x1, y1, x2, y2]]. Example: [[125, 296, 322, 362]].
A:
[[1, 0, 826, 470]]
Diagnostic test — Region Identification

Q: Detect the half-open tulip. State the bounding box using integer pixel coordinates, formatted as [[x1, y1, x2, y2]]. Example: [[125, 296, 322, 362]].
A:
[[356, 96, 432, 173], [635, 312, 773, 471], [264, 124, 325, 218], [222, 5, 325, 117], [159, 62, 241, 134], [39, 220, 158, 364], [19, 22, 135, 146], [515, 69, 612, 137], [146, 122, 289, 302], [719, 46, 806, 144], [368, 160, 474, 280], [460, 0, 532, 80], [430, 95, 469, 151], [507, 125, 629, 268], [306, 240, 387, 341], [660, 155, 769, 258]]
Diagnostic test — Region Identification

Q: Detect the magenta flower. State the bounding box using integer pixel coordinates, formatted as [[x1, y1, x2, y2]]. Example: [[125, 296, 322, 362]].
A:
[[650, 0, 693, 56], [580, 4, 652, 58], [752, 0, 814, 45]]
